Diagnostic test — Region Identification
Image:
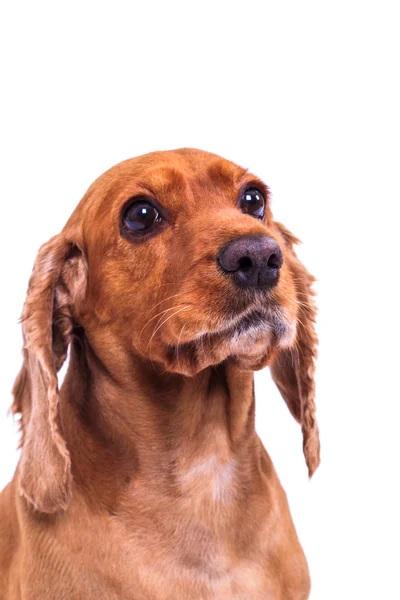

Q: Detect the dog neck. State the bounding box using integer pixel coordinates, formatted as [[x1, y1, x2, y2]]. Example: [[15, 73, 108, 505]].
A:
[[60, 332, 261, 512]]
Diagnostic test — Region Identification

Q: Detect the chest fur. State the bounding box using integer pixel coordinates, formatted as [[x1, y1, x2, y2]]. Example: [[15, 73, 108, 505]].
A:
[[14, 452, 309, 600]]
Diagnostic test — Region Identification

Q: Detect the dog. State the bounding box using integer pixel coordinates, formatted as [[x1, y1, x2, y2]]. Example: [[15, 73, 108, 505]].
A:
[[0, 148, 319, 599]]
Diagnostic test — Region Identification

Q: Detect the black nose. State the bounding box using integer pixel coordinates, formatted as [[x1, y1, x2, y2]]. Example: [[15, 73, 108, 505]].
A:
[[217, 235, 283, 288]]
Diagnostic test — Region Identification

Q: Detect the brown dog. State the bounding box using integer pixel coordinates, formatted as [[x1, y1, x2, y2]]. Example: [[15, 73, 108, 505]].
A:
[[0, 149, 319, 599]]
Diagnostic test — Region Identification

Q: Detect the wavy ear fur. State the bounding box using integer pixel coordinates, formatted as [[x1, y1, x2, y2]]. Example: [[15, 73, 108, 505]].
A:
[[12, 234, 86, 513], [271, 223, 320, 477]]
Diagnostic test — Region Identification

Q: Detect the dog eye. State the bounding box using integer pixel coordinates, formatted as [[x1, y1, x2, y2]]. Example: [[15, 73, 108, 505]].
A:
[[122, 199, 162, 234], [239, 188, 265, 219]]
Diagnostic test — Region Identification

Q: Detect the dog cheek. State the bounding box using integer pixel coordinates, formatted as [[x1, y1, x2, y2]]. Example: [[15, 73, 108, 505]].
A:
[[273, 264, 298, 322]]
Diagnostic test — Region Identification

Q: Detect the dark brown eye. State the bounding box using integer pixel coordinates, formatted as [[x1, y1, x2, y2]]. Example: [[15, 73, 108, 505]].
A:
[[122, 199, 162, 235], [240, 188, 265, 219]]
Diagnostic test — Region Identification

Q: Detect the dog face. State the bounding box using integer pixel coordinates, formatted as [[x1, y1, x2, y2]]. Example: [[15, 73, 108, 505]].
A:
[[73, 149, 299, 375], [12, 149, 319, 514]]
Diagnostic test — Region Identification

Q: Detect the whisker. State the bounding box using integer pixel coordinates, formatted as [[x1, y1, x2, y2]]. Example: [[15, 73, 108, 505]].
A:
[[139, 304, 185, 344], [294, 299, 314, 311], [144, 292, 185, 319], [150, 304, 188, 343], [147, 305, 190, 352]]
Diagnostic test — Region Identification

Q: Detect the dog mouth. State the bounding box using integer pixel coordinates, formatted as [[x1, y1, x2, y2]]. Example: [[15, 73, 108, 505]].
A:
[[233, 309, 270, 335], [164, 304, 296, 376], [222, 307, 294, 347], [201, 305, 291, 341]]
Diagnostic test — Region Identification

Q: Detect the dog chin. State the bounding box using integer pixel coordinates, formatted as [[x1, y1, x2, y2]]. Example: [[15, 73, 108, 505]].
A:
[[164, 309, 296, 376], [225, 310, 297, 370]]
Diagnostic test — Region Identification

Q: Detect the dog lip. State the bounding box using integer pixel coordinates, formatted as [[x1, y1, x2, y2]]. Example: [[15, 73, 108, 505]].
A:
[[234, 310, 268, 334]]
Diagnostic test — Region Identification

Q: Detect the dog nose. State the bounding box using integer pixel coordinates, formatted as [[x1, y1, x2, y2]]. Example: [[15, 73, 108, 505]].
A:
[[217, 235, 283, 288]]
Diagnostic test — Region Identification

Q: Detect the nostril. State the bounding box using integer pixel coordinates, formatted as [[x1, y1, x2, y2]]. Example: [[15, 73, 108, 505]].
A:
[[217, 235, 283, 285], [267, 253, 281, 269], [238, 256, 253, 271]]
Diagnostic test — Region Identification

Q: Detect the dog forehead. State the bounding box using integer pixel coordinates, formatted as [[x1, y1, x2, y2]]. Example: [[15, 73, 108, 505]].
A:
[[65, 149, 250, 233], [111, 148, 247, 203], [132, 152, 249, 213], [100, 148, 246, 191]]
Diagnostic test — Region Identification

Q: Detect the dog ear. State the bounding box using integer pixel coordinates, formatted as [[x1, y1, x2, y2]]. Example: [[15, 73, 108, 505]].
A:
[[12, 233, 87, 513], [270, 223, 320, 477]]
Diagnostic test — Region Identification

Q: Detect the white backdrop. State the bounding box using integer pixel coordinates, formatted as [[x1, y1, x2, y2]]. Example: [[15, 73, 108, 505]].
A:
[[1, 2, 399, 598]]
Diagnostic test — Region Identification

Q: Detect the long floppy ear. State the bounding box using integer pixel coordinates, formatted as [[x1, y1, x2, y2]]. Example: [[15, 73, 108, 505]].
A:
[[270, 223, 320, 477], [12, 233, 87, 513]]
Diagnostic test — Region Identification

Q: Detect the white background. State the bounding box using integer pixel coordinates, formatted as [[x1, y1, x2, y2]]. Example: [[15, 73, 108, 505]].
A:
[[1, 2, 399, 598]]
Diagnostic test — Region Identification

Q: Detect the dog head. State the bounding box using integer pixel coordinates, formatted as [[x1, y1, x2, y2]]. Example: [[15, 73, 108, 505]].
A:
[[12, 149, 319, 513]]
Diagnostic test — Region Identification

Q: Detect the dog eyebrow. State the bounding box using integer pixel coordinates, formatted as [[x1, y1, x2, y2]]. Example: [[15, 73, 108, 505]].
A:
[[137, 167, 188, 199], [202, 162, 269, 203], [137, 183, 157, 197], [205, 161, 242, 190]]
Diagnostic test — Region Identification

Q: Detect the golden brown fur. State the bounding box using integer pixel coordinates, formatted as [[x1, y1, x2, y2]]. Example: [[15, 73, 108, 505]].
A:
[[0, 149, 319, 599]]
